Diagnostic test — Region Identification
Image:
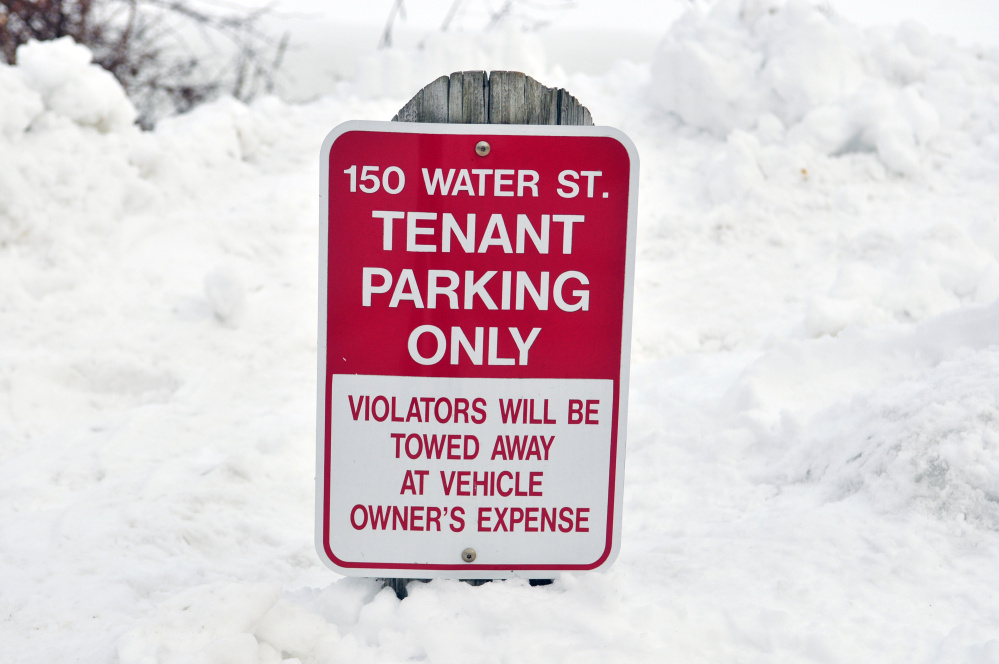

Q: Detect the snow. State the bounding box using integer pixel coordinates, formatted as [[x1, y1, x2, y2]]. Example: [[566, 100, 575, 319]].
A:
[[2, 0, 999, 662]]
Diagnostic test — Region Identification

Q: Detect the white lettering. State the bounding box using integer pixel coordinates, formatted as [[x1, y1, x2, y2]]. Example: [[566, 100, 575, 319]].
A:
[[510, 327, 542, 365], [422, 169, 455, 195], [557, 170, 579, 198], [516, 214, 549, 254], [442, 213, 475, 253], [450, 327, 483, 365], [464, 271, 498, 310], [516, 271, 549, 310], [362, 267, 392, 306], [488, 327, 515, 365], [554, 271, 589, 312], [371, 211, 403, 250], [494, 169, 515, 197], [407, 212, 436, 252], [517, 170, 539, 197], [409, 325, 446, 365], [389, 269, 425, 308], [552, 215, 585, 254], [427, 270, 459, 309], [478, 214, 513, 253], [580, 170, 602, 197]]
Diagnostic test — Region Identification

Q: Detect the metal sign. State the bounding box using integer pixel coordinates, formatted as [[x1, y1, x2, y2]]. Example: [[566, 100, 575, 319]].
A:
[[317, 121, 638, 578]]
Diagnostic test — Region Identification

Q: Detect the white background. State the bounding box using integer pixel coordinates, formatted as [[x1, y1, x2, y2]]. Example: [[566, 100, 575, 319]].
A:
[[325, 375, 614, 572]]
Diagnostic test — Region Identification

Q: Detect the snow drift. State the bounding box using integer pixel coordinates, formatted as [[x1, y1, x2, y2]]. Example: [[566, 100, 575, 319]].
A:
[[2, 1, 999, 661], [651, 0, 999, 178]]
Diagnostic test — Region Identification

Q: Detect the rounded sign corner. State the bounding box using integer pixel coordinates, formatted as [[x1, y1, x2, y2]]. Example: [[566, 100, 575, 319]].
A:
[[320, 120, 378, 159]]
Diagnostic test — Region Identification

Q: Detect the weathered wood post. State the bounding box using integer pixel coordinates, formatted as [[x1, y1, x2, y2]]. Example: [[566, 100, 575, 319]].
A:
[[392, 70, 593, 126], [380, 71, 592, 600]]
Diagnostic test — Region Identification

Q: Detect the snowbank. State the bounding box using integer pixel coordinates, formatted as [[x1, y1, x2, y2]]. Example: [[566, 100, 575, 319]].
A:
[[651, 0, 999, 177], [2, 6, 999, 663]]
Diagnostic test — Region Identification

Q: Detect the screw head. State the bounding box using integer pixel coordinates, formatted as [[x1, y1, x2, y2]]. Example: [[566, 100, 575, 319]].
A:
[[461, 548, 477, 563], [475, 141, 490, 157]]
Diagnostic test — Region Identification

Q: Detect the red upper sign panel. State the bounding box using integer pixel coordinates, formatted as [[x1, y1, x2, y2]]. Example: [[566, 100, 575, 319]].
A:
[[325, 128, 633, 381]]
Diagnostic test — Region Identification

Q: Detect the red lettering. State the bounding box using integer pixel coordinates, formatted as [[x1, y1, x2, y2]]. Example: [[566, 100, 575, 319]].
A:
[[350, 505, 458, 531], [372, 395, 389, 421], [576, 507, 589, 532], [472, 398, 487, 423], [450, 506, 465, 532], [568, 399, 583, 424], [454, 398, 470, 423], [558, 506, 574, 532], [405, 433, 421, 459], [504, 435, 527, 460], [466, 506, 587, 532], [464, 435, 479, 459], [434, 398, 453, 422], [498, 398, 523, 423], [400, 470, 427, 494], [447, 434, 461, 459], [524, 507, 539, 532], [405, 397, 422, 422], [428, 505, 444, 531], [391, 432, 405, 458], [497, 471, 513, 497], [423, 433, 446, 459], [420, 396, 434, 421], [350, 504, 367, 529], [368, 505, 391, 530], [543, 399, 556, 424], [490, 435, 507, 460], [391, 505, 407, 530], [440, 470, 454, 495], [456, 471, 470, 496], [494, 507, 509, 531], [515, 471, 528, 497], [585, 400, 599, 424], [348, 395, 365, 420], [478, 507, 492, 531], [541, 507, 556, 532], [410, 505, 425, 531], [390, 396, 404, 422], [400, 470, 417, 495], [529, 399, 542, 424], [473, 471, 489, 496], [529, 471, 543, 496]]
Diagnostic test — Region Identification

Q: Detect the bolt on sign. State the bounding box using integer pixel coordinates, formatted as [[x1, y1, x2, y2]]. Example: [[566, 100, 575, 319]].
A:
[[317, 121, 639, 578]]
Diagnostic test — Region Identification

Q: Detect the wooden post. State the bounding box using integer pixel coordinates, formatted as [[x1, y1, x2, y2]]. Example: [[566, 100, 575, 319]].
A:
[[392, 70, 593, 126], [380, 71, 592, 600]]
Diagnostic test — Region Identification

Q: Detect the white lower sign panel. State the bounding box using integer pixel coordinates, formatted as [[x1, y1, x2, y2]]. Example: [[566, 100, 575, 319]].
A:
[[324, 375, 614, 574]]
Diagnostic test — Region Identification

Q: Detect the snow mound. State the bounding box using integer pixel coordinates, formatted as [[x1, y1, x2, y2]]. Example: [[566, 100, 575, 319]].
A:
[[0, 39, 142, 247], [14, 37, 136, 133], [2, 9, 999, 664], [0, 62, 44, 137], [0, 40, 306, 248], [650, 0, 999, 176], [733, 301, 999, 530]]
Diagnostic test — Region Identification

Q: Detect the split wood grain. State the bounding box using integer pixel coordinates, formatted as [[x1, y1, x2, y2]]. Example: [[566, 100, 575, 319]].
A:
[[392, 71, 592, 126]]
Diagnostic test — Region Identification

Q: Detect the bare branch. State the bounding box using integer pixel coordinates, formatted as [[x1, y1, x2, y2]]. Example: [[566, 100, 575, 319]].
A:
[[0, 0, 286, 127]]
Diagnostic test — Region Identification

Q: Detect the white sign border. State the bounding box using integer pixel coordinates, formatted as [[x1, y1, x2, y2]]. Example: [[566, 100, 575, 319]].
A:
[[317, 120, 639, 579]]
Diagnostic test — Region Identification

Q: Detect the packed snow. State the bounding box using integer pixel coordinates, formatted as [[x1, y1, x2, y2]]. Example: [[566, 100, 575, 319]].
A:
[[2, 1, 999, 662]]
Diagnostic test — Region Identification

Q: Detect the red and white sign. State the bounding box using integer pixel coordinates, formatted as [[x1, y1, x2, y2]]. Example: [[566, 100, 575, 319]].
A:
[[316, 121, 638, 578]]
